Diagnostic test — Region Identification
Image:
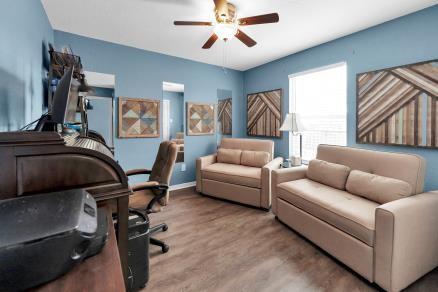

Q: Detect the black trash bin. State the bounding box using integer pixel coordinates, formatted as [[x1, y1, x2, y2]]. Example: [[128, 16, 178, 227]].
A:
[[126, 209, 150, 291]]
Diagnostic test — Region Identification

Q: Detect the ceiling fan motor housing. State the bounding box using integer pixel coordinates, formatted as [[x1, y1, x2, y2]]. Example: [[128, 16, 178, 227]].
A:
[[215, 3, 236, 23]]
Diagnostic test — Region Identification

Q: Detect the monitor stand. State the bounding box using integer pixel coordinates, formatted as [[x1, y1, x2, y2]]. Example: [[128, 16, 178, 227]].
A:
[[34, 114, 57, 132]]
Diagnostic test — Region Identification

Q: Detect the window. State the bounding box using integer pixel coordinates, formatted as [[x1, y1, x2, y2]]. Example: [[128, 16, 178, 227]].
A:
[[289, 63, 347, 161]]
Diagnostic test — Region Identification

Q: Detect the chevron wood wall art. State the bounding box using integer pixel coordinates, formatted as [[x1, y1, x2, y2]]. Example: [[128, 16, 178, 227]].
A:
[[247, 89, 282, 138], [357, 59, 438, 148], [186, 102, 215, 136], [218, 98, 232, 135], [118, 97, 160, 138]]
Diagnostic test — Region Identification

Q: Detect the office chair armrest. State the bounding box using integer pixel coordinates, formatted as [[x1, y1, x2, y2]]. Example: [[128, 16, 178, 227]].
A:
[[130, 181, 160, 192], [126, 168, 152, 176], [131, 182, 169, 213], [131, 182, 169, 193]]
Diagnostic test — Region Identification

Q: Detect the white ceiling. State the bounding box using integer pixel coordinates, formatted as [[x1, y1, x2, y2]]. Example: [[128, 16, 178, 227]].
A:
[[41, 0, 437, 71]]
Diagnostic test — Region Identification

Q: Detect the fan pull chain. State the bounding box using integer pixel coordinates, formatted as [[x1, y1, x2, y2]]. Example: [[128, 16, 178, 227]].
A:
[[222, 40, 228, 74]]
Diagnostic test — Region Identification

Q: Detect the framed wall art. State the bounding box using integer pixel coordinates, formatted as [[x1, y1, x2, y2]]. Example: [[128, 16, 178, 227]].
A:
[[356, 59, 438, 148], [218, 98, 232, 135], [247, 89, 282, 138], [186, 102, 215, 136], [118, 97, 160, 138]]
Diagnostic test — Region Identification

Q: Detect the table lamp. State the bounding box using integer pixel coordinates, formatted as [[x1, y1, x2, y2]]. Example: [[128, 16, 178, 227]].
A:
[[279, 113, 304, 166]]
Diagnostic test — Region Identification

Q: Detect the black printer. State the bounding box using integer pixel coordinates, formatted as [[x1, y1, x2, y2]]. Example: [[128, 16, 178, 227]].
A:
[[0, 189, 108, 291]]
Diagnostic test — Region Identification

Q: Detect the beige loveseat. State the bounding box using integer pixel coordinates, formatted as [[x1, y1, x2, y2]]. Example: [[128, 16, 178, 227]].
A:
[[196, 138, 283, 209], [271, 144, 438, 291]]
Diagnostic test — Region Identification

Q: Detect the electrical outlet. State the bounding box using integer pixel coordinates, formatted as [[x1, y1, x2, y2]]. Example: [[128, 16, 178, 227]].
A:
[[181, 163, 186, 172]]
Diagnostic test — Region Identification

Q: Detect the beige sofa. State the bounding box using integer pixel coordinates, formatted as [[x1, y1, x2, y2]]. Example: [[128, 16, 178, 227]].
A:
[[271, 144, 438, 291], [196, 138, 283, 209]]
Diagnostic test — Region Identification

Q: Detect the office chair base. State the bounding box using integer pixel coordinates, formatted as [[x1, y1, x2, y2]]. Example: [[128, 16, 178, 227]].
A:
[[150, 237, 169, 253], [150, 223, 168, 234]]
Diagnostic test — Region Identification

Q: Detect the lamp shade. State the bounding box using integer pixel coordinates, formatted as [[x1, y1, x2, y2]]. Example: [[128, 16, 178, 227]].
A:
[[279, 113, 304, 134]]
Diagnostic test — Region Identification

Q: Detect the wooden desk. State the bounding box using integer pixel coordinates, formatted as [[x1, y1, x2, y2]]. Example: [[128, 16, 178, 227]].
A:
[[33, 207, 125, 292]]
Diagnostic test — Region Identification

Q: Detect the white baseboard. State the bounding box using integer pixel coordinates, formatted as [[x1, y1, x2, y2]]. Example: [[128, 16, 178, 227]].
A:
[[169, 181, 196, 191]]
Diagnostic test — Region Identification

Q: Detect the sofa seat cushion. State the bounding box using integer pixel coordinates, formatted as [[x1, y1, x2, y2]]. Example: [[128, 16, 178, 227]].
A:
[[202, 163, 261, 188], [277, 179, 378, 246]]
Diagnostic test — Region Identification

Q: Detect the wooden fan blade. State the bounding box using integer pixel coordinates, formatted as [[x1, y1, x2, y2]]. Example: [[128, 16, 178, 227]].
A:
[[238, 13, 279, 25], [174, 21, 213, 26], [202, 33, 219, 49], [213, 0, 229, 20], [235, 29, 257, 47]]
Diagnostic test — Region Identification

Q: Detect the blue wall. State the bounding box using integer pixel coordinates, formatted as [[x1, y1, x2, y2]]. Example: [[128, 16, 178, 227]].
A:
[[55, 31, 244, 185], [163, 91, 184, 140], [0, 0, 53, 131], [2, 2, 436, 189], [243, 5, 438, 191]]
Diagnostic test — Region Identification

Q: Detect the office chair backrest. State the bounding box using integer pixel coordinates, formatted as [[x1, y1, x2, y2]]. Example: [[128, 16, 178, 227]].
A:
[[149, 141, 178, 204]]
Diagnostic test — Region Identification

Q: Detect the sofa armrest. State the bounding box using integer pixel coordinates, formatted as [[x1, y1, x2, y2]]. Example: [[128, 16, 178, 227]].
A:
[[271, 166, 307, 214], [196, 154, 217, 192], [260, 157, 284, 209], [375, 191, 438, 292]]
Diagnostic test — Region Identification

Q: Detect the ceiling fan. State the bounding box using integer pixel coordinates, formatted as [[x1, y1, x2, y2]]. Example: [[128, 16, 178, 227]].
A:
[[174, 0, 279, 49]]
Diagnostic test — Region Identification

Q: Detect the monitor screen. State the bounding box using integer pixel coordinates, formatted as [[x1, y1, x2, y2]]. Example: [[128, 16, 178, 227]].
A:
[[51, 67, 80, 124]]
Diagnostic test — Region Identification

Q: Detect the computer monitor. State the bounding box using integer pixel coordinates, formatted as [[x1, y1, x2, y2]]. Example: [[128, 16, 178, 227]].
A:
[[51, 67, 80, 124]]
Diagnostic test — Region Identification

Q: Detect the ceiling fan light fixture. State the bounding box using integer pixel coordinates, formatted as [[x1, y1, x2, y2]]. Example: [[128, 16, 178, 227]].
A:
[[213, 22, 238, 40]]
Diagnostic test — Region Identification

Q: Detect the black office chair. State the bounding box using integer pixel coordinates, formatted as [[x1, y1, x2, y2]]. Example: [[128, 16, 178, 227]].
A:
[[126, 141, 178, 253]]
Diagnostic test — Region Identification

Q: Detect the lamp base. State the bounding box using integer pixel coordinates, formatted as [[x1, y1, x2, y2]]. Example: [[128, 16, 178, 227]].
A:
[[290, 156, 302, 166]]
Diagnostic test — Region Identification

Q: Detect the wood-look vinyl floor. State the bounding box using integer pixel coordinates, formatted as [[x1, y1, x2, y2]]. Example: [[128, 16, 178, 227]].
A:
[[141, 188, 438, 292]]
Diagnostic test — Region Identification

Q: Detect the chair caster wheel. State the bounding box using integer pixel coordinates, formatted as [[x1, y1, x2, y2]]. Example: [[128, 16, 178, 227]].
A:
[[162, 244, 169, 253], [162, 225, 168, 232]]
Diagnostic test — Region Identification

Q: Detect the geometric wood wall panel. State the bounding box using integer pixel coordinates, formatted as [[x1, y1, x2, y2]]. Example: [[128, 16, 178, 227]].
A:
[[247, 89, 282, 138], [118, 97, 160, 138], [218, 98, 232, 135], [357, 60, 438, 148], [186, 102, 215, 136]]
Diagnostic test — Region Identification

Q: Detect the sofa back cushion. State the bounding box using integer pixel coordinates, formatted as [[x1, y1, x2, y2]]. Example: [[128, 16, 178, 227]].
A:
[[307, 159, 351, 190], [217, 148, 242, 165], [241, 150, 270, 168], [220, 138, 274, 160], [316, 145, 425, 195], [346, 170, 412, 204]]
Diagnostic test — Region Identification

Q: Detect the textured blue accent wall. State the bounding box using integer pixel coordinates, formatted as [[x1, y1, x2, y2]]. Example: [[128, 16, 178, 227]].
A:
[[0, 0, 53, 131], [243, 5, 438, 191], [55, 31, 244, 185]]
